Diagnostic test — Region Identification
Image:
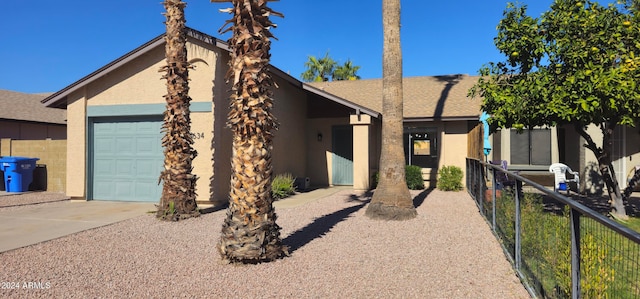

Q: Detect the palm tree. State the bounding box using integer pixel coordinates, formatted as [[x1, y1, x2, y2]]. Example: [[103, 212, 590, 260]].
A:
[[365, 0, 417, 220], [332, 60, 361, 81], [156, 0, 199, 221], [301, 52, 337, 82], [215, 0, 287, 263]]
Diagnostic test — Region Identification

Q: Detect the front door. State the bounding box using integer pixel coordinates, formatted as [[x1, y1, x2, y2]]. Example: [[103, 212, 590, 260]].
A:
[[332, 125, 353, 185]]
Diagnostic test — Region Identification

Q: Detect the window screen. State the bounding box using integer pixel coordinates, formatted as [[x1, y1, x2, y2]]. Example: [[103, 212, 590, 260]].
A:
[[510, 129, 551, 165]]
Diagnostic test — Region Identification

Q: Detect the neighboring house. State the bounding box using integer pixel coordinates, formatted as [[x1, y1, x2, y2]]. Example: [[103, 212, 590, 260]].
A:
[[42, 28, 485, 205], [0, 90, 66, 140], [488, 123, 640, 194], [0, 89, 67, 192]]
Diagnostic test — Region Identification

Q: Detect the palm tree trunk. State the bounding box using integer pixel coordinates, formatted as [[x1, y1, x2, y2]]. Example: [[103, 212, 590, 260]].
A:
[[365, 0, 417, 220], [217, 0, 287, 263], [157, 0, 199, 221]]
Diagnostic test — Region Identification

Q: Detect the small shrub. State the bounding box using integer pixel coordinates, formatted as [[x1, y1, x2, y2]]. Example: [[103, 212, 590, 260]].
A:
[[272, 173, 296, 200], [405, 165, 425, 190], [371, 166, 424, 190], [371, 172, 379, 190], [437, 165, 463, 191]]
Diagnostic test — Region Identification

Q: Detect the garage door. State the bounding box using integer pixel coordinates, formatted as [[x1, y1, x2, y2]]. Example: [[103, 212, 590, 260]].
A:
[[91, 117, 163, 202]]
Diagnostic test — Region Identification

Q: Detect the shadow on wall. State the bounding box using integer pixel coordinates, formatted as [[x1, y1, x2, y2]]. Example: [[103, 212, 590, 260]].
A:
[[0, 165, 48, 192], [32, 165, 48, 191], [583, 162, 604, 196]]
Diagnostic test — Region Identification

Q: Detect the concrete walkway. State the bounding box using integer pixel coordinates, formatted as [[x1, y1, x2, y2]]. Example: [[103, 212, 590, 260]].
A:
[[0, 201, 155, 252], [0, 187, 351, 253]]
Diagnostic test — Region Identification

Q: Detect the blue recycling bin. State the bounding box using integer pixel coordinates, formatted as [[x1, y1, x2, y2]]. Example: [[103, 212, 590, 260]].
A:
[[0, 156, 40, 192]]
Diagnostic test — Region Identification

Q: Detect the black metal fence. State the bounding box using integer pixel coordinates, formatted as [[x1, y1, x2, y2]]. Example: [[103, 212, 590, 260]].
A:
[[466, 158, 640, 299]]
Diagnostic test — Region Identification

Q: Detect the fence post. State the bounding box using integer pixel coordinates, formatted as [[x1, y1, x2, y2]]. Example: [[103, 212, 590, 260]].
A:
[[515, 180, 523, 270], [570, 208, 581, 299], [491, 166, 497, 230], [478, 160, 483, 211]]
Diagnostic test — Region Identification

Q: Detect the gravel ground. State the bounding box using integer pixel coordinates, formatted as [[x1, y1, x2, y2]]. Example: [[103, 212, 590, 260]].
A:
[[0, 189, 529, 298], [0, 192, 69, 208]]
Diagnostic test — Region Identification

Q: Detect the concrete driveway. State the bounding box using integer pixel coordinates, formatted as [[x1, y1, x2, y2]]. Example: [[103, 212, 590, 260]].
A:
[[0, 200, 154, 253], [0, 186, 351, 253]]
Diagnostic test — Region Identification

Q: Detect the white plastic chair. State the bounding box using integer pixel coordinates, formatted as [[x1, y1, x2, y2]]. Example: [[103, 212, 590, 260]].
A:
[[549, 163, 580, 195]]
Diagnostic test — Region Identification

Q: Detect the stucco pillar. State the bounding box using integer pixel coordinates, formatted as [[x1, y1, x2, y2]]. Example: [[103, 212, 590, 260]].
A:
[[350, 114, 371, 191], [67, 94, 87, 200]]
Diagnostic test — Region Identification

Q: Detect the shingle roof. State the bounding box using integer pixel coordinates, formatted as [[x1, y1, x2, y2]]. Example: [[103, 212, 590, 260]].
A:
[[309, 74, 482, 120], [0, 89, 66, 124]]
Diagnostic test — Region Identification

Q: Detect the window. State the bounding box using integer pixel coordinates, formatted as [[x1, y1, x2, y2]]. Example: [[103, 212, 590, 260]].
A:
[[510, 129, 551, 165], [403, 127, 437, 168]]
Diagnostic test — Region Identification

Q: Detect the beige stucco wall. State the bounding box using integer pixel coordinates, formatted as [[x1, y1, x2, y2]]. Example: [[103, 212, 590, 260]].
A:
[[65, 39, 220, 203], [190, 110, 214, 203], [86, 41, 216, 106], [66, 92, 87, 199], [351, 114, 372, 190], [271, 77, 308, 180], [582, 124, 640, 194], [306, 117, 350, 187], [440, 121, 468, 169]]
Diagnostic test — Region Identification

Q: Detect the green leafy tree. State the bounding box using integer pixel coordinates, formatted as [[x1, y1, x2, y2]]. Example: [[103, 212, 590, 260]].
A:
[[470, 0, 640, 219], [301, 53, 361, 82], [301, 52, 337, 82], [333, 60, 361, 81]]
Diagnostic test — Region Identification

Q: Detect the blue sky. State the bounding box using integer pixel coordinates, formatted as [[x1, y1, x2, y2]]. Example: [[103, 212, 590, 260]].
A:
[[0, 0, 562, 94]]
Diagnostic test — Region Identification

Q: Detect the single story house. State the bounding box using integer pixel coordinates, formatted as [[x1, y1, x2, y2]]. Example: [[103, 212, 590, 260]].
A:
[[41, 27, 489, 205]]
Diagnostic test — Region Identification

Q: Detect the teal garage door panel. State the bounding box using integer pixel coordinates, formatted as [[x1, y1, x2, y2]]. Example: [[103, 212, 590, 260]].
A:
[[91, 119, 163, 202]]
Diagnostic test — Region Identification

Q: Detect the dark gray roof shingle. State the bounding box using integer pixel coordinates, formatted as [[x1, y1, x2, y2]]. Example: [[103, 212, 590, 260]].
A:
[[0, 89, 66, 124]]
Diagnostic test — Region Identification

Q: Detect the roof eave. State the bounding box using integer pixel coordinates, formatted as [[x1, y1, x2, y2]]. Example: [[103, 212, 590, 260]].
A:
[[42, 28, 227, 109], [302, 83, 381, 118], [41, 36, 165, 108]]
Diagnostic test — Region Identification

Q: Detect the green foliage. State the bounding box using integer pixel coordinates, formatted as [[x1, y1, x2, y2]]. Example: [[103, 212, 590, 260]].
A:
[[470, 0, 640, 215], [371, 171, 380, 190], [301, 52, 361, 82], [436, 165, 464, 191], [471, 1, 640, 132], [332, 60, 361, 81], [271, 173, 296, 200], [405, 165, 425, 190], [371, 165, 425, 190], [496, 192, 618, 297], [620, 217, 640, 232], [539, 206, 616, 298], [168, 201, 175, 214]]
